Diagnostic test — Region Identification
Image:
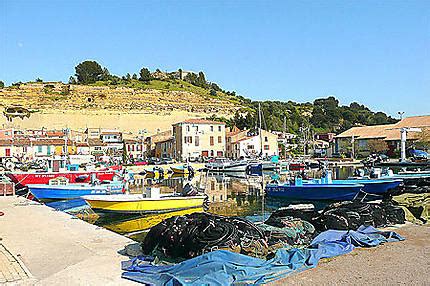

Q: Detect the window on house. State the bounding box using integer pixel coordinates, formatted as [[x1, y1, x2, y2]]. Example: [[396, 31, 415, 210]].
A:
[[38, 146, 42, 153], [195, 126, 198, 132], [218, 136, 222, 143], [247, 145, 254, 149], [265, 136, 268, 142], [210, 126, 214, 132], [210, 136, 214, 146], [218, 126, 221, 132], [210, 150, 214, 157], [186, 126, 190, 132], [195, 136, 199, 146], [264, 145, 269, 150]]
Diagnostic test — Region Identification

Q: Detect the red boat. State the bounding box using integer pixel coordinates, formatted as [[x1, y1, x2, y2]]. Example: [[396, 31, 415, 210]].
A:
[[6, 170, 119, 188], [289, 163, 306, 171]]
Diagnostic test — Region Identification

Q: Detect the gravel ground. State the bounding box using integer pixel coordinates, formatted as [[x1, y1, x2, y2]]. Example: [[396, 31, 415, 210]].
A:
[[269, 224, 430, 286]]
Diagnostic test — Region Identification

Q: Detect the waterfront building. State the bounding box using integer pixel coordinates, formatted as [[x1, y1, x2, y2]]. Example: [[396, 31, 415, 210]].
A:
[[173, 119, 226, 161], [123, 138, 144, 159], [226, 128, 278, 159], [154, 137, 174, 159], [145, 130, 172, 158], [335, 115, 430, 157]]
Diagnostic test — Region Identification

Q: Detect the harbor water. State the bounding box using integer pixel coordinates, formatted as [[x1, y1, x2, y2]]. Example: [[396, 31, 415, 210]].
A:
[[75, 167, 357, 242]]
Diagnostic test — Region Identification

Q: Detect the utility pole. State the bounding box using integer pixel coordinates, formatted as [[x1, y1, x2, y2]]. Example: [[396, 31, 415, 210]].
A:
[[258, 102, 263, 158], [398, 111, 405, 120]]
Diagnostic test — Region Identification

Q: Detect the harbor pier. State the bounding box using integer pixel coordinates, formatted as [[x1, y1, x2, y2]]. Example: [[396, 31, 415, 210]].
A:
[[0, 196, 136, 285]]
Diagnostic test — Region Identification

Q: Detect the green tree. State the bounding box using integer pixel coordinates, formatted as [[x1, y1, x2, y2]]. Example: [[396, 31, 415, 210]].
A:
[[184, 72, 198, 85], [132, 73, 138, 80], [139, 67, 151, 82], [0, 81, 4, 89], [196, 71, 207, 88], [74, 60, 104, 84], [125, 73, 131, 81], [35, 78, 43, 82], [69, 76, 77, 84], [101, 67, 111, 81]]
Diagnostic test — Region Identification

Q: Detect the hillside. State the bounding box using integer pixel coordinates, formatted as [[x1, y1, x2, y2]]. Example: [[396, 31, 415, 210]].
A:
[[0, 80, 242, 133], [0, 60, 397, 136]]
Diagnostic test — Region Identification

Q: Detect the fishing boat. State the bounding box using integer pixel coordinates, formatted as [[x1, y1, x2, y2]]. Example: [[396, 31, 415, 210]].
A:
[[170, 165, 194, 175], [205, 158, 248, 172], [6, 169, 118, 188], [265, 178, 364, 201], [82, 187, 207, 213], [306, 171, 403, 195], [28, 178, 124, 200], [307, 178, 403, 195]]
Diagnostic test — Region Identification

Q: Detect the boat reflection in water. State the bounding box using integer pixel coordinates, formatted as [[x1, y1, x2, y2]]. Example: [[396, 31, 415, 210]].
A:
[[100, 207, 204, 235]]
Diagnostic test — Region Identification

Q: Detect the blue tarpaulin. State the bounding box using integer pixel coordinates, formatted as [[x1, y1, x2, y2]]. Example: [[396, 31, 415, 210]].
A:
[[121, 226, 404, 285]]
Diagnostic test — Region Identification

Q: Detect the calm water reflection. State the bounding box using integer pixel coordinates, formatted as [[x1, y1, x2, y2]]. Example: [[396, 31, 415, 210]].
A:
[[87, 167, 355, 241]]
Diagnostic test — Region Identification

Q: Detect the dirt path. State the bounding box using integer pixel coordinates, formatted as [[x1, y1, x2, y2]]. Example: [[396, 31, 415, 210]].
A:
[[270, 224, 430, 285]]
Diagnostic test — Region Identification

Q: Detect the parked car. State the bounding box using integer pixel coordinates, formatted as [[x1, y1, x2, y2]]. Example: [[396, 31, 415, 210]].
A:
[[147, 157, 161, 165], [409, 149, 429, 161], [134, 160, 148, 166], [160, 157, 175, 164]]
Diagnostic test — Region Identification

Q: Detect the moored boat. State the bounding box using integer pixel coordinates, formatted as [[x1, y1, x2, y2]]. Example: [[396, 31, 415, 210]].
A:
[[82, 193, 207, 213], [205, 158, 248, 172], [170, 165, 194, 175], [265, 179, 364, 201], [306, 178, 403, 195], [7, 169, 118, 188], [28, 178, 124, 200]]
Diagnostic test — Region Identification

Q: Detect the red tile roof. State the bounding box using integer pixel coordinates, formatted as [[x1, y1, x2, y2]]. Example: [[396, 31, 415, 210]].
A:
[[175, 119, 225, 125]]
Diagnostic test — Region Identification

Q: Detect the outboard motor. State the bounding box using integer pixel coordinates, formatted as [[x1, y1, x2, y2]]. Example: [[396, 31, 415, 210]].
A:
[[181, 182, 198, 196]]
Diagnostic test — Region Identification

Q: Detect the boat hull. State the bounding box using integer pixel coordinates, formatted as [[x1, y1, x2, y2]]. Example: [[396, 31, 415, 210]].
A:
[[265, 184, 363, 201], [83, 195, 206, 213], [7, 170, 117, 187], [170, 167, 189, 174], [28, 183, 123, 200], [332, 179, 403, 195]]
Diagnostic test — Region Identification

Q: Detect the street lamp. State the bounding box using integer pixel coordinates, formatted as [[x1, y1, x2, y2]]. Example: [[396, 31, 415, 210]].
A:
[[138, 129, 147, 159]]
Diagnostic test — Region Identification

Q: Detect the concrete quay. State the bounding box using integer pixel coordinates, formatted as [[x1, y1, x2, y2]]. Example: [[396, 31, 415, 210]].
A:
[[0, 196, 136, 285]]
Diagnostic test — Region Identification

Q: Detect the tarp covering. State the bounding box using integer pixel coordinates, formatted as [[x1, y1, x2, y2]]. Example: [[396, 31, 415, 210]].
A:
[[393, 193, 430, 224], [122, 225, 404, 285]]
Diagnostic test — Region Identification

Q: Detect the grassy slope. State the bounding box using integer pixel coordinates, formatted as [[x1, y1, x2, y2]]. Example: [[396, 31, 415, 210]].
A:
[[92, 79, 243, 105]]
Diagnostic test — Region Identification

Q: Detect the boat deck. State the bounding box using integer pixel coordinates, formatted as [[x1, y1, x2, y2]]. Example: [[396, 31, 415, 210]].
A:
[[0, 196, 136, 285]]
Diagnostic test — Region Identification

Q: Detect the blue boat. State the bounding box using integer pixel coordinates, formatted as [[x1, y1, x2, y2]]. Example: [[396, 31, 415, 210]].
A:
[[28, 178, 124, 200], [306, 178, 403, 195], [265, 181, 364, 201]]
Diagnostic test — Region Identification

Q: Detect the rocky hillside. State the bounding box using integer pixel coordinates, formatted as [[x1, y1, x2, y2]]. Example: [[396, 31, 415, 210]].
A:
[[0, 81, 241, 115]]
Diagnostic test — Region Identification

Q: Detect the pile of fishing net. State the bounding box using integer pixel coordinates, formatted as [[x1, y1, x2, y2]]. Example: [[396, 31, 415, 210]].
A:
[[142, 212, 316, 260], [266, 201, 405, 232], [142, 212, 267, 259]]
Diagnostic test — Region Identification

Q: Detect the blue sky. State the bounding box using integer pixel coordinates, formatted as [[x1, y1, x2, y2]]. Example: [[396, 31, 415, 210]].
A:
[[1, 0, 429, 117]]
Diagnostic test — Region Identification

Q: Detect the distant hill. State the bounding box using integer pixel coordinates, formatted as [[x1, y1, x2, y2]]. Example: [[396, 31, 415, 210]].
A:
[[0, 62, 397, 134]]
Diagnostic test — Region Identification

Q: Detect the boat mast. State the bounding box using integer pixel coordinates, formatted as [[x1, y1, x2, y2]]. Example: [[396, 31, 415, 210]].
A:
[[258, 102, 263, 159]]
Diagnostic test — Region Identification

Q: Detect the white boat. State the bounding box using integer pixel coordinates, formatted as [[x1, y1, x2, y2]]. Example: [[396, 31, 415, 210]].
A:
[[205, 158, 248, 172]]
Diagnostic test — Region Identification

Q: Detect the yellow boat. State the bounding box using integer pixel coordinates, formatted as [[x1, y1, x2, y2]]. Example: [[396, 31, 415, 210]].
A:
[[82, 194, 207, 213], [103, 207, 204, 234]]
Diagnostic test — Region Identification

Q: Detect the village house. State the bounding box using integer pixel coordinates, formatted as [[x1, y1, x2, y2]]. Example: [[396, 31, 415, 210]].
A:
[[88, 138, 108, 157], [123, 138, 144, 160], [226, 128, 279, 159], [145, 130, 173, 158], [311, 133, 336, 157], [335, 115, 430, 157], [155, 138, 174, 159], [173, 119, 226, 161]]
